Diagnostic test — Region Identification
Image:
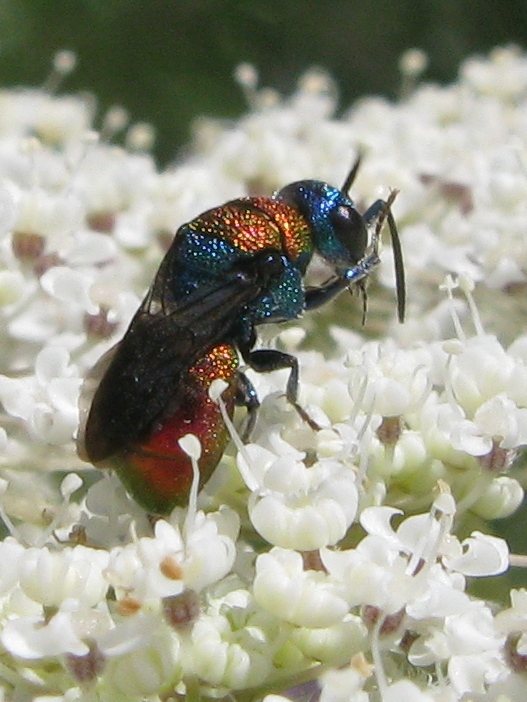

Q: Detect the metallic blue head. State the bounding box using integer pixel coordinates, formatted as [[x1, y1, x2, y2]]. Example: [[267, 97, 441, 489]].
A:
[[276, 179, 368, 275]]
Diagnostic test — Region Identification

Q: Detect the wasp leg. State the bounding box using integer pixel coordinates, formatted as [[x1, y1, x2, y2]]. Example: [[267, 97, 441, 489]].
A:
[[361, 198, 387, 227], [304, 246, 383, 313], [233, 371, 260, 441], [304, 277, 350, 311], [243, 348, 320, 431]]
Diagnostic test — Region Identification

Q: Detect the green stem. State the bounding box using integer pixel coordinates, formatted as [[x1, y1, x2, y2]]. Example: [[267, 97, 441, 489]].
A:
[[185, 675, 202, 702]]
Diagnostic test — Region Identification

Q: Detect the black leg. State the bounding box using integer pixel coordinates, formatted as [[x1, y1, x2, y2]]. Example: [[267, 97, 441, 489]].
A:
[[233, 371, 260, 441], [361, 198, 387, 227], [304, 277, 350, 310], [244, 348, 320, 430]]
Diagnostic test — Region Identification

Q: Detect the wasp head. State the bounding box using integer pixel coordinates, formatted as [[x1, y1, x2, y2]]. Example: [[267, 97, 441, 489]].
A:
[[276, 176, 368, 275]]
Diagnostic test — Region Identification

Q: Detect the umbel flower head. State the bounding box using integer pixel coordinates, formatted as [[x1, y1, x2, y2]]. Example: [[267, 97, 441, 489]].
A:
[[0, 47, 526, 701]]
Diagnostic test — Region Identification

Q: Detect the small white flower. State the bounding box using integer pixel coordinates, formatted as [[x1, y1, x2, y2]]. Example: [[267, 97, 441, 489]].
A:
[[347, 341, 431, 417], [474, 394, 527, 448], [106, 510, 238, 602], [1, 601, 89, 659], [323, 493, 504, 628], [97, 610, 160, 657], [253, 548, 348, 628], [290, 614, 367, 664], [446, 335, 519, 415], [188, 607, 273, 689], [181, 508, 239, 590], [65, 230, 117, 266], [40, 266, 98, 314], [0, 538, 24, 593], [494, 588, 527, 659], [13, 188, 84, 250], [383, 679, 437, 702], [0, 269, 25, 306], [18, 544, 109, 608], [0, 346, 81, 444], [241, 444, 359, 549], [405, 563, 469, 620], [461, 46, 527, 98], [409, 601, 507, 695], [107, 536, 184, 602], [103, 623, 181, 697], [442, 531, 509, 576], [322, 526, 420, 614], [416, 394, 473, 468], [319, 665, 370, 702], [33, 95, 92, 145], [445, 605, 508, 695]]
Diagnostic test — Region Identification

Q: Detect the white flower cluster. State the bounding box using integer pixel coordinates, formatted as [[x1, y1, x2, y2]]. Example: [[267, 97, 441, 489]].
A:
[[0, 47, 526, 700]]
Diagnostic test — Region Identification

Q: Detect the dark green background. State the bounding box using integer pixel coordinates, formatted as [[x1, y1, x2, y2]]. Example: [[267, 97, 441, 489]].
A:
[[2, 0, 526, 165]]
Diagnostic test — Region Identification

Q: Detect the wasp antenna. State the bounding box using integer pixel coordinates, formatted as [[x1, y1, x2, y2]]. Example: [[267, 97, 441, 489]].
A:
[[369, 189, 405, 323], [384, 191, 406, 323], [341, 152, 363, 195]]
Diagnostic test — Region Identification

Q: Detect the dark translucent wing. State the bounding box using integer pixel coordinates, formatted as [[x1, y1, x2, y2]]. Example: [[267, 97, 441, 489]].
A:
[[81, 249, 279, 463], [138, 236, 185, 317]]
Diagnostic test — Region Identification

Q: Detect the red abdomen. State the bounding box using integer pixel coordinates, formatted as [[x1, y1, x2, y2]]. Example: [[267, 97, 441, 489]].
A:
[[110, 343, 239, 514]]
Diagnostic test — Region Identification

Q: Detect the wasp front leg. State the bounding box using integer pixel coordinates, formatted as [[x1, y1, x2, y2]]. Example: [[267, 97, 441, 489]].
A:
[[304, 277, 350, 311], [304, 242, 383, 327]]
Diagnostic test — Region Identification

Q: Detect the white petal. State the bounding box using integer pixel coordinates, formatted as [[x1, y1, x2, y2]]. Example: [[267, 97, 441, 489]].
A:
[[40, 266, 97, 313], [35, 346, 71, 383], [383, 680, 434, 702], [1, 612, 88, 659], [443, 532, 509, 576], [253, 548, 348, 627], [359, 506, 402, 542]]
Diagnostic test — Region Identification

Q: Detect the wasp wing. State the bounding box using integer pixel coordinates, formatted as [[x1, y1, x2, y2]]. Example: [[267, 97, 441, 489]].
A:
[[80, 243, 280, 464]]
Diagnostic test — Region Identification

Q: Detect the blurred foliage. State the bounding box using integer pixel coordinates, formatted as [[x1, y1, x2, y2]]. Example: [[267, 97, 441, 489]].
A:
[[1, 0, 527, 165]]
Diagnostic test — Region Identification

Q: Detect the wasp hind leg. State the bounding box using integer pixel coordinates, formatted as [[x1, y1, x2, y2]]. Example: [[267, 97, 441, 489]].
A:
[[242, 348, 321, 431], [233, 370, 260, 441]]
